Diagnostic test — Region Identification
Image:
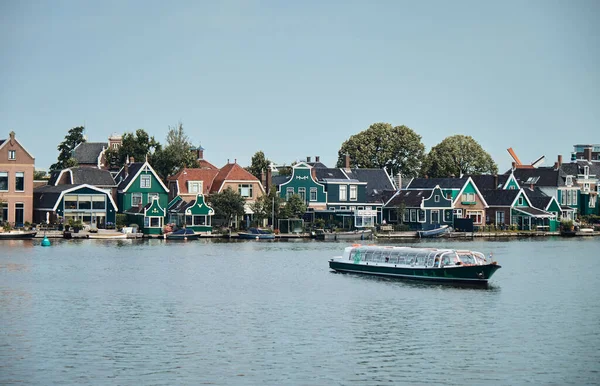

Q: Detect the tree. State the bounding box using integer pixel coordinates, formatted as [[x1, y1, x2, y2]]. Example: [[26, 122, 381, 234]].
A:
[[152, 123, 199, 181], [33, 170, 48, 180], [249, 187, 285, 227], [50, 126, 86, 171], [420, 135, 498, 178], [336, 123, 425, 177], [208, 187, 246, 229], [105, 129, 161, 168], [246, 151, 270, 180], [279, 194, 307, 219]]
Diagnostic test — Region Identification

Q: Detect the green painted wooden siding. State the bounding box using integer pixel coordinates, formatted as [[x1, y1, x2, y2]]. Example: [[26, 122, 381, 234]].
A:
[[119, 170, 168, 213], [422, 187, 453, 208], [278, 166, 326, 203]]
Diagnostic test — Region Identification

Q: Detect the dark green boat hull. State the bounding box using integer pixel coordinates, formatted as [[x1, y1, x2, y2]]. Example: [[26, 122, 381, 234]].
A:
[[329, 260, 501, 284]]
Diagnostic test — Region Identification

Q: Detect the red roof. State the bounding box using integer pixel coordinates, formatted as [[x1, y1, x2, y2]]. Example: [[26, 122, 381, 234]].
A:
[[210, 162, 260, 193], [168, 168, 220, 195], [198, 159, 218, 170]]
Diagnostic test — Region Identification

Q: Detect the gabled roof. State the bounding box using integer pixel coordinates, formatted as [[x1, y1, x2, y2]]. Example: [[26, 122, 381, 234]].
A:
[[344, 168, 395, 203], [406, 177, 467, 189], [385, 189, 430, 208], [467, 174, 509, 190], [0, 133, 35, 159], [33, 183, 118, 211], [52, 167, 116, 187], [513, 206, 554, 217], [72, 142, 106, 165], [272, 175, 291, 187], [167, 168, 220, 195], [314, 168, 347, 180], [210, 162, 262, 193], [481, 189, 521, 206], [522, 187, 556, 211], [115, 162, 168, 192], [511, 167, 562, 187], [306, 161, 328, 168], [198, 159, 219, 170]]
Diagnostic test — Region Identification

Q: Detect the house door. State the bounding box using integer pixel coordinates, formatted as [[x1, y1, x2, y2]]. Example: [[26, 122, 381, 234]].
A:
[[14, 203, 24, 227], [431, 210, 439, 224]]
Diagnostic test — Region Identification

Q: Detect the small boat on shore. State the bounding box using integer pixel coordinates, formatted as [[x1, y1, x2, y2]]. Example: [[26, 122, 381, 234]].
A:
[[238, 228, 275, 240], [417, 225, 450, 238], [0, 231, 37, 240], [87, 232, 128, 240], [165, 228, 201, 240], [314, 229, 373, 241], [329, 245, 501, 285]]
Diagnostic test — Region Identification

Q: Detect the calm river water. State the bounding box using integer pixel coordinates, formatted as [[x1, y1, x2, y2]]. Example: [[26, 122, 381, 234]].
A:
[[1, 237, 599, 385]]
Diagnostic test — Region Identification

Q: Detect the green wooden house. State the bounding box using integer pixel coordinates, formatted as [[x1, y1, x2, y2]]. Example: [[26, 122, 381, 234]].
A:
[[167, 194, 214, 233], [277, 162, 327, 209], [115, 161, 169, 235]]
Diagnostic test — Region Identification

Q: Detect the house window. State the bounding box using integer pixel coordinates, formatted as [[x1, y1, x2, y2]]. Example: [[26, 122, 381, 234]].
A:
[[298, 187, 306, 202], [147, 217, 162, 228], [573, 190, 577, 205], [14, 203, 24, 226], [418, 210, 426, 223], [78, 195, 92, 210], [589, 195, 597, 208], [584, 166, 589, 176], [410, 209, 416, 222], [444, 209, 452, 222], [561, 191, 566, 205], [64, 195, 78, 210], [339, 185, 347, 201], [495, 211, 505, 225], [189, 181, 202, 194], [509, 185, 516, 190], [286, 187, 294, 200], [140, 175, 151, 188], [566, 176, 573, 186], [461, 193, 475, 202], [132, 192, 143, 206], [339, 206, 346, 210], [453, 208, 463, 219], [238, 184, 253, 198], [466, 210, 483, 225], [193, 215, 207, 226], [0, 172, 8, 191], [92, 196, 106, 210], [431, 210, 439, 224], [403, 209, 409, 223], [310, 187, 317, 201], [8, 150, 16, 160], [434, 195, 440, 203], [518, 196, 524, 206], [584, 183, 590, 192], [1, 201, 8, 222], [15, 172, 24, 191], [349, 185, 357, 201], [148, 193, 159, 202]]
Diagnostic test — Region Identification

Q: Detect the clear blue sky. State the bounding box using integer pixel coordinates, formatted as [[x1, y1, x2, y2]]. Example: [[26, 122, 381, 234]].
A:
[[1, 0, 598, 172]]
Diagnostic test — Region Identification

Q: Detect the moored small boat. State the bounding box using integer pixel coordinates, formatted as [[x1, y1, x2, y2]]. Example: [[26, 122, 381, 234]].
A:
[[329, 244, 501, 284], [165, 228, 201, 240], [0, 231, 37, 240], [238, 228, 275, 240], [87, 232, 128, 240], [417, 225, 450, 238], [314, 229, 373, 241]]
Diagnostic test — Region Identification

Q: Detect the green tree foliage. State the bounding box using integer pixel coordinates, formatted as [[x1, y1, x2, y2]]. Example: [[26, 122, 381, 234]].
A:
[[421, 135, 498, 178], [152, 123, 199, 181], [208, 187, 246, 229], [33, 170, 48, 180], [279, 194, 307, 219], [249, 187, 285, 227], [246, 151, 270, 180], [105, 129, 161, 168], [336, 123, 425, 177], [50, 126, 86, 171]]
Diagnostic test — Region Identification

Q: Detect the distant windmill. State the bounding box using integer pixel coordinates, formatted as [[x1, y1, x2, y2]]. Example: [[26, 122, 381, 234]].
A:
[[507, 148, 545, 169]]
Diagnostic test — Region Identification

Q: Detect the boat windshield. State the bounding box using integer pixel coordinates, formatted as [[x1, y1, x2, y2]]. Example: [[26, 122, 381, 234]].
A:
[[344, 246, 486, 267]]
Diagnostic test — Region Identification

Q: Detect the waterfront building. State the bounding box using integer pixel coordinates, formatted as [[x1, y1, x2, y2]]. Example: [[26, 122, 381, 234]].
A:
[[71, 133, 122, 171], [0, 131, 35, 226], [384, 185, 454, 230], [167, 193, 214, 233]]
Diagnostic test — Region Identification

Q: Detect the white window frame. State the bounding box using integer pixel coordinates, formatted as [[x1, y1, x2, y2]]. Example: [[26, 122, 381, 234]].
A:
[[466, 210, 484, 225], [238, 184, 253, 198], [339, 185, 347, 201], [15, 172, 25, 192], [589, 195, 597, 208], [310, 187, 317, 201], [430, 210, 439, 224], [349, 185, 357, 201], [286, 187, 294, 200], [434, 195, 440, 203], [188, 181, 202, 194], [140, 175, 151, 189], [8, 150, 16, 160], [0, 171, 8, 192], [495, 211, 505, 225], [132, 192, 143, 206], [410, 209, 417, 222], [566, 176, 573, 186], [518, 197, 523, 206], [561, 190, 566, 205], [453, 208, 463, 219]]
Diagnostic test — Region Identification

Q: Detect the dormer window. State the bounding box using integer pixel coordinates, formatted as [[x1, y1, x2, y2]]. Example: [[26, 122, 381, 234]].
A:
[[8, 150, 16, 160], [188, 181, 203, 194], [584, 166, 589, 177], [565, 176, 573, 186]]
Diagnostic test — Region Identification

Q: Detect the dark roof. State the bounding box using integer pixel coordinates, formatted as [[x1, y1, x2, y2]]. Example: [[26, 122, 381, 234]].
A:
[[345, 169, 395, 203], [124, 202, 151, 214], [33, 184, 79, 209], [406, 177, 467, 189], [272, 175, 290, 187], [0, 139, 5, 146], [511, 167, 561, 187], [522, 187, 553, 210], [70, 167, 115, 186], [314, 168, 347, 180], [513, 206, 552, 217], [386, 190, 429, 208], [481, 189, 520, 206], [116, 163, 144, 190], [467, 175, 508, 190], [306, 161, 328, 168], [72, 142, 106, 164], [48, 171, 61, 185]]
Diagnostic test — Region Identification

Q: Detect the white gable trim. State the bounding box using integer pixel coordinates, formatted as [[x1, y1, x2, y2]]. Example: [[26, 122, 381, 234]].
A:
[[54, 169, 74, 186], [502, 172, 521, 190], [122, 161, 168, 193], [279, 163, 326, 189], [453, 177, 489, 208], [509, 189, 534, 208], [51, 184, 118, 212], [421, 185, 453, 209], [0, 135, 36, 160]]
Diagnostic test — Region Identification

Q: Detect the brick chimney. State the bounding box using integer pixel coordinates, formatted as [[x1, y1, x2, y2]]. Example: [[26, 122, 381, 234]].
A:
[[558, 155, 562, 168], [129, 156, 135, 164], [511, 161, 516, 170], [553, 162, 559, 170], [584, 147, 593, 161], [345, 154, 350, 169], [494, 174, 499, 189], [396, 173, 402, 191], [315, 156, 320, 162]]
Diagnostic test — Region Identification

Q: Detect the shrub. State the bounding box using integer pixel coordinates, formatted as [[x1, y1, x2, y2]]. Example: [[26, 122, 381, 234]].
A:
[[116, 214, 128, 228]]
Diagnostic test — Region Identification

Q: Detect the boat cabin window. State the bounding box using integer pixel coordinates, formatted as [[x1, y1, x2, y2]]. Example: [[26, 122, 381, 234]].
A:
[[459, 254, 476, 265], [441, 255, 451, 266]]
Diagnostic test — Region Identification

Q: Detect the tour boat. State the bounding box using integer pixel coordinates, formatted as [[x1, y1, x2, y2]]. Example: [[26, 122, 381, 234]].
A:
[[329, 245, 501, 284]]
